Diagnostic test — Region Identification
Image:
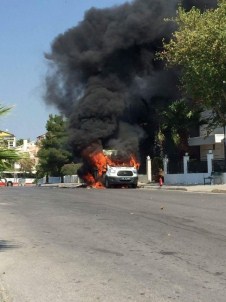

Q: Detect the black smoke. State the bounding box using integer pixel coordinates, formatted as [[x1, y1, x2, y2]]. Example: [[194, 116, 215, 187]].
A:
[[44, 0, 217, 165]]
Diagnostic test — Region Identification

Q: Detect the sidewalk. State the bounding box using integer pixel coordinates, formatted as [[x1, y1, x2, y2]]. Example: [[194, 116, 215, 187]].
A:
[[140, 182, 226, 193], [39, 182, 226, 193]]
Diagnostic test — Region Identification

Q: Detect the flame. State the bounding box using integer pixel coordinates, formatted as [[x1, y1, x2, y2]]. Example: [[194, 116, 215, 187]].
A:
[[89, 151, 107, 176], [129, 154, 140, 170], [81, 143, 140, 189], [83, 172, 96, 186]]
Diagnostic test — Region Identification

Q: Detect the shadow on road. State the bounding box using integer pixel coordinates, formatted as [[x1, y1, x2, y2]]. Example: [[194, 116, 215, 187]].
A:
[[0, 240, 19, 251]]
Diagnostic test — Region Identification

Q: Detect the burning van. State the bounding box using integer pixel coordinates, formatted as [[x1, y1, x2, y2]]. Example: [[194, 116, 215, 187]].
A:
[[103, 150, 138, 188], [80, 144, 139, 188], [104, 165, 138, 188]]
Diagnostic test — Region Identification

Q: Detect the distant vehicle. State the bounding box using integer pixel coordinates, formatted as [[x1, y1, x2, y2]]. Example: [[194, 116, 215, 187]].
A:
[[0, 171, 35, 187], [0, 178, 6, 187]]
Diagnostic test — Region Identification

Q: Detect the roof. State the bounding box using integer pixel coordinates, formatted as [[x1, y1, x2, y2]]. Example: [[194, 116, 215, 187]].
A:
[[0, 130, 15, 138]]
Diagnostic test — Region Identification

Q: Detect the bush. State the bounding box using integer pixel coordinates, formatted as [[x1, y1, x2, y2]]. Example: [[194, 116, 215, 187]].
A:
[[61, 163, 82, 176]]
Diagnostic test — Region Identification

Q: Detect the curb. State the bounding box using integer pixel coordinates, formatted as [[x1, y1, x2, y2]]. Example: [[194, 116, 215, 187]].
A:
[[211, 189, 226, 193], [160, 187, 188, 191], [140, 184, 226, 194], [38, 183, 226, 194], [139, 185, 188, 191]]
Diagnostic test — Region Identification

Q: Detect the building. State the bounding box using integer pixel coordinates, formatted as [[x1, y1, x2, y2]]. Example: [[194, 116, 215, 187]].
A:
[[188, 125, 225, 160], [188, 111, 225, 161], [0, 129, 43, 173], [15, 140, 39, 172], [0, 130, 16, 149]]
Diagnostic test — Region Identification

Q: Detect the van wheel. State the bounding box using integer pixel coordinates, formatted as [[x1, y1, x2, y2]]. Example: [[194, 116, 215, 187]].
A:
[[131, 184, 137, 189], [7, 181, 13, 187], [105, 178, 110, 188]]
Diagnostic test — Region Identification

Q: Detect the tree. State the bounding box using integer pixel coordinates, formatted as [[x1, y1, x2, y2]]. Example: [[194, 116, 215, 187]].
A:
[[160, 99, 201, 155], [159, 0, 226, 128], [37, 114, 73, 178], [16, 139, 24, 146], [18, 157, 35, 174], [61, 163, 82, 176], [0, 149, 20, 172], [0, 105, 11, 117]]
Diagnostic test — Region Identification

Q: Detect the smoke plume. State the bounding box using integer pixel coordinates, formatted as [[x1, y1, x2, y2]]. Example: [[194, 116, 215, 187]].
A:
[[45, 0, 217, 163]]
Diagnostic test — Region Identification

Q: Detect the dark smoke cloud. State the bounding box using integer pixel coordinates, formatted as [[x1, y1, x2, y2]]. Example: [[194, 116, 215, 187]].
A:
[[183, 0, 217, 10], [45, 0, 217, 158]]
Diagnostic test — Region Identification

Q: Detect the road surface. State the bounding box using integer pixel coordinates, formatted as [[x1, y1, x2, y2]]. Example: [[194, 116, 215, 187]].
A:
[[0, 187, 226, 301]]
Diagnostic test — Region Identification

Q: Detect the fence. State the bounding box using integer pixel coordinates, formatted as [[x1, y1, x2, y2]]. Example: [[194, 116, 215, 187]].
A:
[[37, 175, 81, 185], [166, 158, 215, 174], [212, 160, 226, 172], [167, 159, 183, 174], [163, 153, 226, 184], [63, 175, 80, 183], [188, 160, 207, 173]]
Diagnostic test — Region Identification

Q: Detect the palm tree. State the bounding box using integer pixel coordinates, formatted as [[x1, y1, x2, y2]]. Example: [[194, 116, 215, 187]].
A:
[[160, 99, 201, 156]]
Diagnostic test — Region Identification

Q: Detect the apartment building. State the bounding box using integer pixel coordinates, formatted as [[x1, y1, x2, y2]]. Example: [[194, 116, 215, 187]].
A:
[[188, 111, 225, 161], [0, 130, 16, 149]]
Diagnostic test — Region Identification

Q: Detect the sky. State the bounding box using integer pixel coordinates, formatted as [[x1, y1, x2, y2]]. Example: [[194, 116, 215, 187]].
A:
[[0, 0, 128, 141]]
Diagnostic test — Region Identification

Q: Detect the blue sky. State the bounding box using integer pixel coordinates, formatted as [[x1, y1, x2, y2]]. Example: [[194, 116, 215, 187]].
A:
[[0, 0, 128, 141]]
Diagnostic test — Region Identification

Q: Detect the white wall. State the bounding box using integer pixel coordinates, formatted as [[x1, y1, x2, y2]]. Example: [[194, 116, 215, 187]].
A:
[[165, 173, 226, 185], [63, 175, 80, 183], [165, 173, 208, 185], [38, 175, 81, 184]]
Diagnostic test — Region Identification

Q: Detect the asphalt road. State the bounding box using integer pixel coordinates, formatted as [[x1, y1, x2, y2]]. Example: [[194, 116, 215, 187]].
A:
[[0, 187, 226, 302]]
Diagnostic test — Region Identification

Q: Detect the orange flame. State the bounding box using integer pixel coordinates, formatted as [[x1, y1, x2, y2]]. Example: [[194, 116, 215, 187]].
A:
[[83, 172, 96, 186]]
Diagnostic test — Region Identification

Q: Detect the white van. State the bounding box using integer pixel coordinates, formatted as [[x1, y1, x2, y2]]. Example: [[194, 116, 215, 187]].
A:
[[104, 165, 138, 188]]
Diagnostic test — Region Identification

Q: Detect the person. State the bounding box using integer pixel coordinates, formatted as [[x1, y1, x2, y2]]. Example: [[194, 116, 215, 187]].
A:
[[158, 168, 164, 184]]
